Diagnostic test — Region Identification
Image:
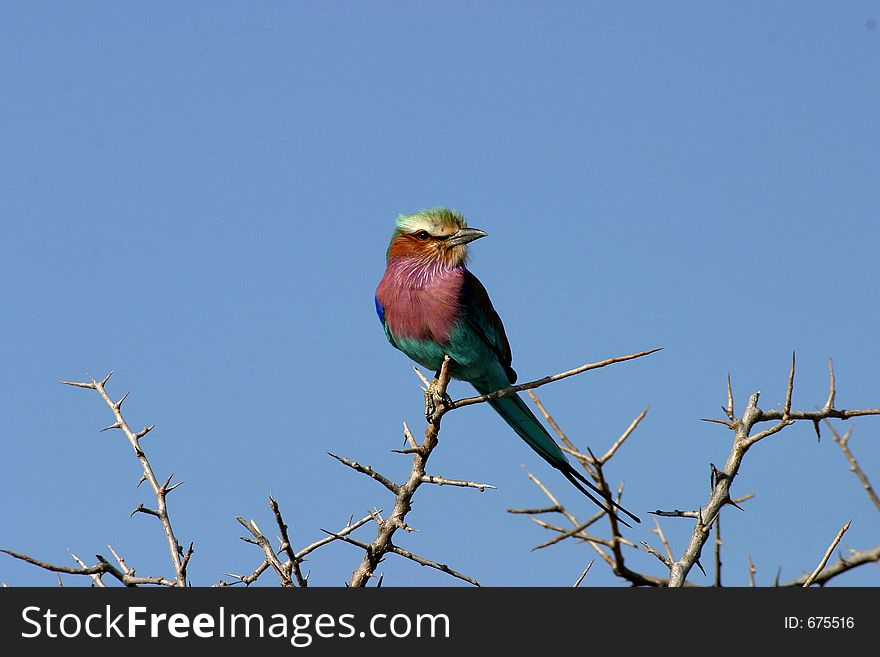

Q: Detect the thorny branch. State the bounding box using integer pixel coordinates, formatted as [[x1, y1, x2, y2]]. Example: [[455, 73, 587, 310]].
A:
[[9, 350, 874, 588], [4, 373, 383, 588], [661, 356, 879, 587], [220, 504, 377, 587], [334, 347, 660, 586], [343, 356, 481, 586], [4, 373, 190, 586], [509, 356, 879, 587], [508, 404, 669, 587]]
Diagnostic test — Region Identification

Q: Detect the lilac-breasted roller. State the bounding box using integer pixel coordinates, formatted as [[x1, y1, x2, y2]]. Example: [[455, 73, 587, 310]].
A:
[[375, 207, 640, 526]]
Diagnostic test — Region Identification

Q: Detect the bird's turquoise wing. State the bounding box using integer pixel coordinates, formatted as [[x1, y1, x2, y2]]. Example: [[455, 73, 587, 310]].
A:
[[459, 270, 517, 384]]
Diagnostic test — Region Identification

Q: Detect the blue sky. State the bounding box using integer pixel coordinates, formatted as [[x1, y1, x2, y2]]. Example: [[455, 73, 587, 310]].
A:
[[2, 2, 878, 587]]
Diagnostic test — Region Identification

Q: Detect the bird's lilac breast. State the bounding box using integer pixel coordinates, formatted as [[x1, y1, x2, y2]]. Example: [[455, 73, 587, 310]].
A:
[[375, 261, 463, 344]]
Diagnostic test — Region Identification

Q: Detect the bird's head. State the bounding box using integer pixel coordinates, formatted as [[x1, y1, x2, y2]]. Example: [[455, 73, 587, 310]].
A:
[[386, 207, 487, 268]]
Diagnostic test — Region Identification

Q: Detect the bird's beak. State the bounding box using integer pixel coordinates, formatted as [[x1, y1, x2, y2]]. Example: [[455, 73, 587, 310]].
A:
[[446, 227, 487, 247]]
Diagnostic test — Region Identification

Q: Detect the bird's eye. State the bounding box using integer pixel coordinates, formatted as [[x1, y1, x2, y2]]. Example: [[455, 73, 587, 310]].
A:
[[414, 230, 430, 240]]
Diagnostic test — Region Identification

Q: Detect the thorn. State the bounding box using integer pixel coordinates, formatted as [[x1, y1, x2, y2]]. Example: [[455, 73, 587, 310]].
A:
[[695, 558, 707, 576], [783, 351, 795, 419], [99, 422, 122, 433], [166, 481, 185, 494], [114, 391, 130, 410], [136, 474, 147, 489], [160, 473, 174, 492], [135, 425, 154, 439], [100, 371, 114, 387], [727, 498, 745, 511], [130, 503, 144, 518], [825, 358, 836, 409], [725, 371, 734, 419], [812, 419, 821, 442], [59, 379, 96, 389], [702, 417, 734, 428], [411, 366, 431, 388]]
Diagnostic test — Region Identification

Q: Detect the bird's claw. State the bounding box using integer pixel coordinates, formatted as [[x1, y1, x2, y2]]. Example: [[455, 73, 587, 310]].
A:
[[424, 377, 451, 421]]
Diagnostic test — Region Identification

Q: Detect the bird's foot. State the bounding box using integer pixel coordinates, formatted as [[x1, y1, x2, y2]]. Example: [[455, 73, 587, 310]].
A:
[[424, 377, 452, 421]]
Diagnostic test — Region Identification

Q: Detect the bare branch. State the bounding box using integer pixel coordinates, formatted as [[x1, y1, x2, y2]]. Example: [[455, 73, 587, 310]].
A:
[[236, 516, 293, 587], [781, 544, 880, 587], [386, 544, 480, 587], [348, 357, 457, 587], [69, 549, 105, 587], [802, 520, 851, 587], [573, 560, 594, 587], [598, 406, 649, 464], [532, 515, 607, 551], [668, 358, 879, 587], [55, 374, 188, 585], [451, 348, 662, 409], [651, 519, 674, 562], [327, 528, 479, 586], [420, 474, 496, 491], [641, 541, 673, 568], [507, 505, 562, 515], [296, 513, 377, 560], [328, 453, 400, 494], [826, 421, 880, 512], [2, 549, 175, 586], [650, 508, 702, 519]]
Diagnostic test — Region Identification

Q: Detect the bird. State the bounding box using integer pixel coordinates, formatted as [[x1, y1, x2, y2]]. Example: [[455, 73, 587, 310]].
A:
[[374, 207, 640, 527]]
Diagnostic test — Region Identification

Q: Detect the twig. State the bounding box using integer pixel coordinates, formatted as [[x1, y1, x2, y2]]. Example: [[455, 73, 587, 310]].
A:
[[802, 520, 851, 587], [599, 407, 649, 464], [573, 560, 594, 587], [420, 474, 496, 491], [69, 549, 105, 588], [528, 391, 600, 480], [641, 541, 673, 568], [507, 505, 562, 515], [236, 517, 293, 587], [532, 516, 608, 551], [781, 544, 880, 587], [452, 348, 662, 409], [328, 453, 400, 494], [651, 519, 674, 563], [326, 529, 479, 586], [2, 549, 175, 586], [269, 495, 306, 587], [826, 421, 880, 512]]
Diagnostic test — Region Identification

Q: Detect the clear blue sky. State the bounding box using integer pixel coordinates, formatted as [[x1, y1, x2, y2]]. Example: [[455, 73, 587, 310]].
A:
[[2, 2, 878, 587]]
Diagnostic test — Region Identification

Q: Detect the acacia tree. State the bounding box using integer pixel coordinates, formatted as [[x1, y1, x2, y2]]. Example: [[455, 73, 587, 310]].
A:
[[3, 350, 878, 587]]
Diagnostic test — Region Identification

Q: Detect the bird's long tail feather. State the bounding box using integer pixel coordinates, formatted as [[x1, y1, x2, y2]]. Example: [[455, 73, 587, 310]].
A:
[[481, 388, 641, 527]]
